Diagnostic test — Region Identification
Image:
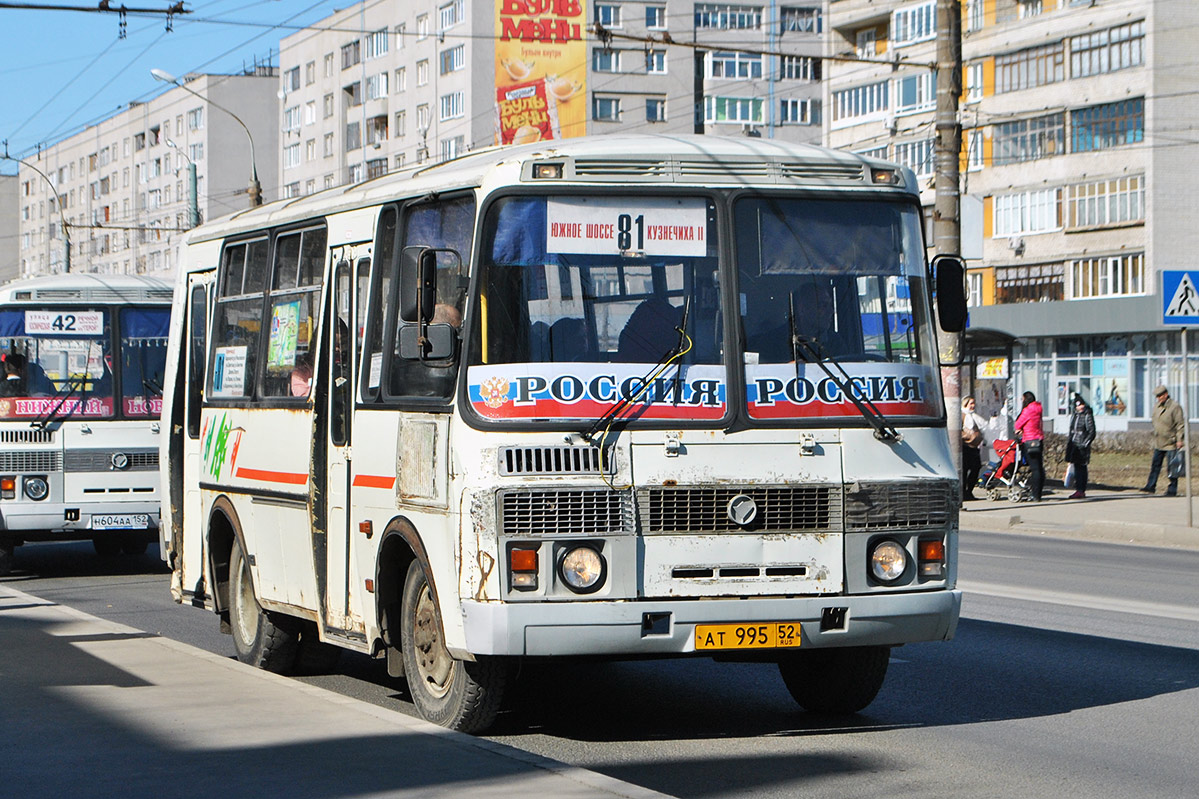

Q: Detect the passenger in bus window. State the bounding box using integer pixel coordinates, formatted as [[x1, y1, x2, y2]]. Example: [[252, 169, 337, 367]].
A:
[[290, 355, 313, 397], [0, 353, 26, 397], [432, 303, 462, 330]]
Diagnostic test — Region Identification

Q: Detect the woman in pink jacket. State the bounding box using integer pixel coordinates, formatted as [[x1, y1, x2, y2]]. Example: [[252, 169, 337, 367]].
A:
[[1014, 391, 1045, 501]]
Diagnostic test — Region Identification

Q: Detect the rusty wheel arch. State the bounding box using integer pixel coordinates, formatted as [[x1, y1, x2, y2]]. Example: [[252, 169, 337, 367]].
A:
[[373, 516, 440, 658], [207, 495, 248, 617]]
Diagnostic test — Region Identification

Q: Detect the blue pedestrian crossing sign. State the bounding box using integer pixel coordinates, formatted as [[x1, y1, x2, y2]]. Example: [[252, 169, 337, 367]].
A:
[[1162, 271, 1199, 325]]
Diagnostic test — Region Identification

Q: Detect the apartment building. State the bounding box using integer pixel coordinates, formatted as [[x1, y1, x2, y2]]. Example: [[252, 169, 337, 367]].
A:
[[275, 1, 827, 196], [16, 72, 278, 278], [826, 0, 1199, 432], [0, 174, 17, 284]]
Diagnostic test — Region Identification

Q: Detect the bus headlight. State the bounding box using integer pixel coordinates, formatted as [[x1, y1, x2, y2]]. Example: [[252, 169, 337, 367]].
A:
[[869, 539, 907, 583], [23, 476, 49, 501], [558, 545, 606, 593]]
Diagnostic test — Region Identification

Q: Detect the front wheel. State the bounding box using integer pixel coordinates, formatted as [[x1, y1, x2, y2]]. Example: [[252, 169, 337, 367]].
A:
[[228, 538, 298, 673], [778, 645, 890, 714], [400, 559, 508, 733]]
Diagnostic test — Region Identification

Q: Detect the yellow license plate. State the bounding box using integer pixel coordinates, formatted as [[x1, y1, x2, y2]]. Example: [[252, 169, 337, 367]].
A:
[[694, 622, 802, 651]]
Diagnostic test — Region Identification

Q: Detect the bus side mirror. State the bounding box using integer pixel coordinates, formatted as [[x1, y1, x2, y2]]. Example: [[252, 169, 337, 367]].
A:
[[933, 254, 967, 333], [400, 246, 437, 323]]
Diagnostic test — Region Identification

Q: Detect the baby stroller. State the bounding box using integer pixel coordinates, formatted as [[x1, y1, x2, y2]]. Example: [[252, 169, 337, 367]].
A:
[[979, 438, 1033, 502]]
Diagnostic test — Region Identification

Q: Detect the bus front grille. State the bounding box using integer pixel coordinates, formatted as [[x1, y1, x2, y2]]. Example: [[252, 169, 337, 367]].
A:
[[0, 450, 63, 472], [498, 446, 610, 476], [0, 430, 55, 444], [844, 480, 958, 530], [64, 449, 160, 472], [638, 485, 842, 534], [499, 489, 633, 537]]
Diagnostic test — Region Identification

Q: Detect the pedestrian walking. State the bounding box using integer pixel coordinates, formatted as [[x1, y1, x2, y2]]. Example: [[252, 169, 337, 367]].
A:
[[961, 396, 986, 500], [1014, 391, 1045, 501], [1064, 394, 1096, 499], [1140, 385, 1186, 496]]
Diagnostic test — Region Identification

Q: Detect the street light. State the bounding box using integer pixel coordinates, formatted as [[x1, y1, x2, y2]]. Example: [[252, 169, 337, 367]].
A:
[[2, 153, 70, 273], [150, 68, 262, 207], [165, 139, 199, 228]]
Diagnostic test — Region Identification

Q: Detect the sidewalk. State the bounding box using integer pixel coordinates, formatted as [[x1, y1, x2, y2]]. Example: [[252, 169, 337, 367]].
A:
[[0, 584, 671, 799], [960, 486, 1199, 549]]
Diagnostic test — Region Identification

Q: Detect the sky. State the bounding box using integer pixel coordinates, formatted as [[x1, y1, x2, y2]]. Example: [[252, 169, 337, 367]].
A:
[[0, 1, 355, 173]]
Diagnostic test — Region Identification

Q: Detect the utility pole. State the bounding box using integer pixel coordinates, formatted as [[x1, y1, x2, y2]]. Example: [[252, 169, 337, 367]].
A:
[[934, 0, 963, 472]]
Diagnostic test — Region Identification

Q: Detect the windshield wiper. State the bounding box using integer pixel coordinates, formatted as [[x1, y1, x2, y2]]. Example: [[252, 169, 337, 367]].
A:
[[143, 376, 163, 397], [788, 295, 902, 444], [31, 375, 85, 431], [579, 297, 692, 447]]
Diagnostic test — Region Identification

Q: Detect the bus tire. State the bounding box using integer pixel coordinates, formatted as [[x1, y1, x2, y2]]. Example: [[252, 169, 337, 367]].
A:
[[228, 538, 298, 674], [400, 559, 507, 733], [778, 645, 890, 714]]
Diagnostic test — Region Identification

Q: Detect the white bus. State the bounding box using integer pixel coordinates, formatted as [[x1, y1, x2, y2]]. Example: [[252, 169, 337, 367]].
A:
[[0, 274, 172, 575], [161, 135, 967, 733]]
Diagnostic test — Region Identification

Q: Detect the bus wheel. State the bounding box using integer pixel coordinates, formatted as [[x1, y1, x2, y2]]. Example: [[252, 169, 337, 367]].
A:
[[228, 539, 298, 673], [93, 537, 122, 557], [400, 559, 507, 733], [778, 646, 890, 714]]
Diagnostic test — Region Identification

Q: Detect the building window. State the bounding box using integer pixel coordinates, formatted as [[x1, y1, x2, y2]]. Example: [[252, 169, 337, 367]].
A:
[[367, 157, 388, 179], [708, 51, 761, 79], [416, 14, 429, 40], [1018, 0, 1043, 19], [283, 144, 301, 169], [995, 42, 1064, 94], [993, 188, 1062, 237], [439, 1, 464, 31], [967, 272, 983, 307], [306, 139, 316, 161], [394, 154, 406, 170], [439, 91, 464, 121], [395, 110, 406, 137], [646, 97, 666, 122], [366, 115, 388, 146], [894, 71, 936, 115], [395, 23, 406, 49], [323, 133, 334, 157], [187, 107, 204, 130], [324, 53, 333, 77], [646, 49, 667, 73], [1071, 21, 1145, 78], [417, 60, 429, 86], [441, 44, 465, 74], [780, 6, 822, 33], [966, 62, 983, 102], [1070, 254, 1145, 299], [365, 28, 389, 60], [283, 105, 302, 132], [891, 1, 936, 48], [593, 97, 621, 121], [1072, 98, 1144, 153], [894, 138, 935, 176], [996, 262, 1065, 304], [993, 113, 1065, 165], [416, 104, 430, 131], [695, 4, 762, 30], [395, 67, 407, 92], [780, 98, 817, 125], [966, 129, 984, 171], [1066, 175, 1145, 230], [349, 163, 363, 183], [703, 96, 764, 124], [831, 80, 889, 124], [341, 40, 361, 70], [285, 66, 300, 92], [855, 145, 889, 160], [440, 135, 465, 161], [344, 81, 362, 107], [345, 122, 361, 151], [366, 71, 388, 100], [188, 143, 203, 161], [595, 4, 622, 27], [856, 28, 877, 59], [305, 61, 315, 85], [594, 49, 622, 72], [780, 55, 820, 81], [646, 5, 666, 29], [966, 0, 984, 32]]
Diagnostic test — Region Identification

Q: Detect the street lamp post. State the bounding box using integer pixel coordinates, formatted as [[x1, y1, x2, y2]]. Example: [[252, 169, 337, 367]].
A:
[[3, 153, 70, 273], [150, 68, 262, 207], [165, 139, 199, 228]]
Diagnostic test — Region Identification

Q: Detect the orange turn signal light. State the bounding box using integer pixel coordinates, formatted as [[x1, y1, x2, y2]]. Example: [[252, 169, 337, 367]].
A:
[[918, 540, 944, 562], [1, 476, 15, 499], [510, 548, 538, 572]]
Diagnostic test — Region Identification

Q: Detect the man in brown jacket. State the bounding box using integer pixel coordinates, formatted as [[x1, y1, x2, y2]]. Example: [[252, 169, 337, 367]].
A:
[[1140, 385, 1187, 496]]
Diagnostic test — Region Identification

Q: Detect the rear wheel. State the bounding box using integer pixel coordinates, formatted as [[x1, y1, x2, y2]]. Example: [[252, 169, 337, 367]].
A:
[[400, 559, 508, 733], [228, 539, 298, 673], [778, 646, 890, 714]]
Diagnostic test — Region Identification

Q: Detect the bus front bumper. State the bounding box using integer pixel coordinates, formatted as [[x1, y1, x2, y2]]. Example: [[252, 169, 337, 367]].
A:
[[0, 501, 160, 539], [460, 589, 961, 658]]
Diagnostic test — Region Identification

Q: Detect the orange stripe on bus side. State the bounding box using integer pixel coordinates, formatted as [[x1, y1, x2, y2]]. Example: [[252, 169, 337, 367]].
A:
[[352, 474, 396, 489], [235, 467, 309, 485]]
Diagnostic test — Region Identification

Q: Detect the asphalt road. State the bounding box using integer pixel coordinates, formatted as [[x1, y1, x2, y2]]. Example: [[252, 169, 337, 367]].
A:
[[4, 531, 1197, 799]]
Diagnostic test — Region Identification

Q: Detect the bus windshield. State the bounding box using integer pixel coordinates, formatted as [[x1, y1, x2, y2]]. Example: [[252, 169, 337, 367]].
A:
[[0, 306, 169, 421], [469, 194, 725, 423], [734, 196, 943, 421]]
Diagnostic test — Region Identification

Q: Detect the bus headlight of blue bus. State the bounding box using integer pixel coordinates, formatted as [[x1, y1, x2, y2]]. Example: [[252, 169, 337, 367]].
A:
[[23, 476, 49, 501], [869, 539, 907, 583], [558, 545, 606, 593]]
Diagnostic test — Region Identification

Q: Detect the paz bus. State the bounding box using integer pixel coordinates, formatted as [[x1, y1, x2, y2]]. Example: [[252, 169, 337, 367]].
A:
[[0, 273, 172, 575], [160, 135, 967, 733]]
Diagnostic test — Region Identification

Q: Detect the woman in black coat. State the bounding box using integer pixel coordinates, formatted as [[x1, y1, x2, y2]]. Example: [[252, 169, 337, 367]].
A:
[[1066, 394, 1097, 499]]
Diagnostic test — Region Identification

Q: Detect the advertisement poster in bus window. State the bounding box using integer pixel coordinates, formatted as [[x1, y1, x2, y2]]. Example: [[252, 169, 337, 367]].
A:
[[267, 300, 301, 368], [211, 346, 247, 397], [495, 1, 586, 144]]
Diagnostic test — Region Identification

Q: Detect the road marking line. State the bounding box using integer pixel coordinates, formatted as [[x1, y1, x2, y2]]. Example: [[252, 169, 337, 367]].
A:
[[958, 580, 1199, 623]]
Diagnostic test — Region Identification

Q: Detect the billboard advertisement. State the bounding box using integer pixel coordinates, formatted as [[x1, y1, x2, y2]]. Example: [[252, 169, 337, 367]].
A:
[[495, 1, 587, 144]]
